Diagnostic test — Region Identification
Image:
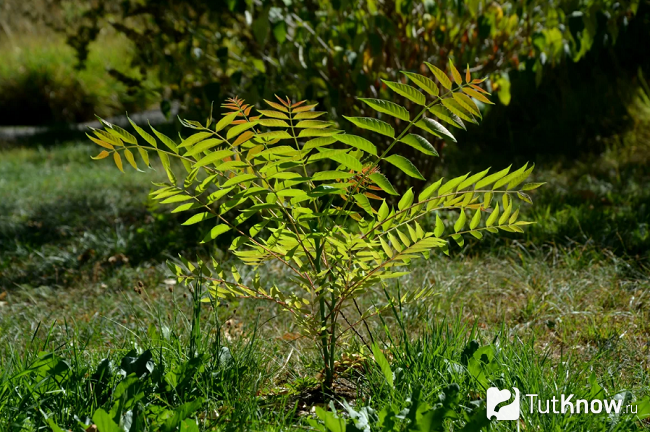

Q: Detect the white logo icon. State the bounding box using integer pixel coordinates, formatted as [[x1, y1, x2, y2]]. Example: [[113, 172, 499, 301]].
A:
[[487, 387, 521, 420]]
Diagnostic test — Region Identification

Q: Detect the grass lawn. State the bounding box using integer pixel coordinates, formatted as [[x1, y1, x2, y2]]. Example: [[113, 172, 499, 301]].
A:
[[1, 134, 649, 430]]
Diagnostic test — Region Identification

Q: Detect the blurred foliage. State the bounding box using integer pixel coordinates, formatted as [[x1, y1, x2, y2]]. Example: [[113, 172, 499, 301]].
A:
[[38, 0, 640, 118], [0, 33, 158, 125]]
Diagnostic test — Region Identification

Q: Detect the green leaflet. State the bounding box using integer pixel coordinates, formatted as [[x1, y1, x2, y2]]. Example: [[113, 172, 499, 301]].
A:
[[128, 116, 157, 147], [428, 105, 465, 130], [335, 134, 378, 155], [476, 166, 511, 189], [179, 131, 213, 148], [372, 343, 394, 388], [453, 92, 481, 118], [150, 125, 178, 153], [183, 212, 216, 225], [201, 224, 230, 243], [298, 128, 341, 138], [303, 136, 337, 151], [521, 182, 546, 191], [258, 118, 290, 127], [381, 80, 426, 106], [354, 194, 375, 215], [215, 112, 238, 132], [343, 116, 395, 138], [102, 121, 137, 144], [369, 173, 398, 195], [256, 130, 293, 140], [378, 200, 390, 221], [457, 167, 491, 191], [398, 188, 414, 210], [193, 149, 235, 168], [425, 62, 452, 90], [276, 188, 306, 197], [434, 215, 445, 237], [442, 99, 478, 124], [310, 150, 363, 172], [470, 208, 481, 229], [449, 60, 462, 85], [258, 109, 289, 120], [486, 203, 500, 227], [184, 138, 224, 157], [454, 208, 467, 232], [358, 98, 409, 121], [438, 173, 469, 196], [312, 171, 354, 181], [222, 173, 257, 187], [494, 164, 528, 189], [227, 121, 259, 140], [416, 117, 456, 142], [400, 134, 438, 156], [402, 71, 439, 96], [419, 178, 443, 201], [384, 155, 425, 180], [294, 120, 332, 129]]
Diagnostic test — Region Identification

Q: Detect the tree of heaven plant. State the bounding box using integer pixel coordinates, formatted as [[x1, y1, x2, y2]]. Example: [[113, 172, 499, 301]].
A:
[[87, 60, 544, 395]]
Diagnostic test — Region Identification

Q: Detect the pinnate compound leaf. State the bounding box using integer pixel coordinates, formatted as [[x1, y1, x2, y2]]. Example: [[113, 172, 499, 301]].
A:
[[381, 80, 426, 106], [335, 134, 378, 155], [400, 134, 438, 156], [344, 116, 395, 137], [385, 155, 425, 180], [358, 98, 409, 121]]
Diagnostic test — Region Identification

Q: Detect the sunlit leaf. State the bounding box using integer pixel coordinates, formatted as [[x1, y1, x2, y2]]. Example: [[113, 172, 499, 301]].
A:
[[385, 155, 425, 180], [425, 62, 452, 90], [381, 80, 426, 106], [335, 134, 378, 155], [400, 134, 438, 156], [344, 116, 395, 137], [358, 98, 409, 121]]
